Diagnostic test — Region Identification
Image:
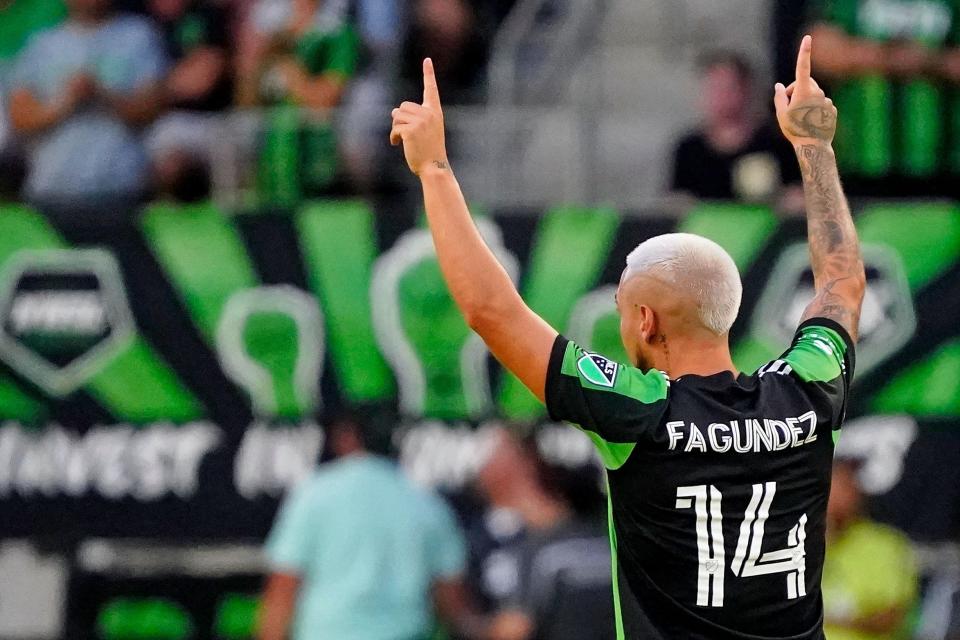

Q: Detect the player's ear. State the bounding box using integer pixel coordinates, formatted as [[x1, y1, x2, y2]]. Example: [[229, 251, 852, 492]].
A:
[[639, 306, 658, 344]]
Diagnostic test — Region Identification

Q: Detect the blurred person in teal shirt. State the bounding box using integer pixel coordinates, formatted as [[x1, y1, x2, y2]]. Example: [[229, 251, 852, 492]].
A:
[[258, 413, 484, 640]]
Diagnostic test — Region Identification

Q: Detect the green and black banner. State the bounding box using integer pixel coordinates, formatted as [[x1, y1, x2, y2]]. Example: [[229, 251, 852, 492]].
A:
[[0, 200, 958, 541]]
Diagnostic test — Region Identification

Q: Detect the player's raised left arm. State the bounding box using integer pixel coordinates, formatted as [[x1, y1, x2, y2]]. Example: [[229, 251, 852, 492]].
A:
[[775, 36, 866, 341], [390, 59, 558, 402]]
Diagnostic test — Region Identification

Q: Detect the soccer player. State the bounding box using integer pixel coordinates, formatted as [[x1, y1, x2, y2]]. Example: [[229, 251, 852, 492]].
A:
[[390, 34, 865, 640]]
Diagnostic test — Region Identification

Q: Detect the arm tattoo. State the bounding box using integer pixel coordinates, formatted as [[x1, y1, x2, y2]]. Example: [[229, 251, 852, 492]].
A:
[[788, 106, 837, 143], [796, 143, 865, 339], [433, 160, 449, 170]]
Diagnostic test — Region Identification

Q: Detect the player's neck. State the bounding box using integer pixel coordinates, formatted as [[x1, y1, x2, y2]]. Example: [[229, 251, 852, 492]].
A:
[[652, 337, 738, 380]]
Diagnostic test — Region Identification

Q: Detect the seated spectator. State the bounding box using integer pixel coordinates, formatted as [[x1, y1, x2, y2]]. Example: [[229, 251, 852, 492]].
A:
[[142, 0, 232, 202], [336, 0, 406, 192], [6, 0, 168, 211], [670, 51, 803, 211], [810, 1, 960, 196], [238, 0, 359, 109], [403, 0, 489, 105], [237, 0, 360, 204], [475, 429, 615, 640], [822, 459, 919, 640], [0, 0, 66, 171], [258, 413, 486, 640]]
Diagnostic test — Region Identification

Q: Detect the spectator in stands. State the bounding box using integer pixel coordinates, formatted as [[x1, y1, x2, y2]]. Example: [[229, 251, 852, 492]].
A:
[[822, 459, 919, 640], [810, 1, 960, 196], [258, 413, 486, 640], [0, 0, 66, 186], [337, 0, 406, 192], [475, 429, 614, 640], [670, 51, 803, 211], [143, 0, 232, 202], [237, 0, 360, 203], [403, 0, 489, 105], [6, 0, 168, 211], [237, 0, 358, 110]]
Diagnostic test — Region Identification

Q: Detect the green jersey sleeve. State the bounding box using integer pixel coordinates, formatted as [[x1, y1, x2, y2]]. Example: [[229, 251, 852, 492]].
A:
[[781, 318, 856, 430], [545, 336, 669, 469]]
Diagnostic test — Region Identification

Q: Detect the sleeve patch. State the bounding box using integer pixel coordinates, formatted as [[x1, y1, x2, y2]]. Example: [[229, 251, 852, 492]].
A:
[[577, 352, 619, 387]]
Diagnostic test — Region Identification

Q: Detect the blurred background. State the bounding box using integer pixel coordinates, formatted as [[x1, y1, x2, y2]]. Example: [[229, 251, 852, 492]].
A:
[[0, 0, 958, 638]]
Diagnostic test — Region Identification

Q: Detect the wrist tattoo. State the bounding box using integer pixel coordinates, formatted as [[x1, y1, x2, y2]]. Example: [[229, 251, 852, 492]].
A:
[[433, 160, 449, 170], [788, 105, 836, 142]]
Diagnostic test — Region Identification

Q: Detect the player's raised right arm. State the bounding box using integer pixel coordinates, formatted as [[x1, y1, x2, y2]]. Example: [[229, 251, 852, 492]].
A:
[[390, 59, 558, 402], [775, 36, 865, 341]]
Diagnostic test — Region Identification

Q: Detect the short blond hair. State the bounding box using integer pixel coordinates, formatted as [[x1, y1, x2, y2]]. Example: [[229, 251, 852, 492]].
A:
[[624, 233, 742, 335]]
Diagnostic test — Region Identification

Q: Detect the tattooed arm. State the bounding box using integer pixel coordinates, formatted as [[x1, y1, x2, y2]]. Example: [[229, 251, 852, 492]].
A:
[[793, 144, 865, 340], [775, 36, 866, 341]]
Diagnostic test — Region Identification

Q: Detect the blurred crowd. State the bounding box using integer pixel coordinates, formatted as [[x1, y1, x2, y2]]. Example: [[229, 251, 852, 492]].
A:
[[259, 417, 616, 640], [672, 0, 960, 210], [4, 0, 960, 216], [0, 0, 516, 211], [776, 0, 960, 199]]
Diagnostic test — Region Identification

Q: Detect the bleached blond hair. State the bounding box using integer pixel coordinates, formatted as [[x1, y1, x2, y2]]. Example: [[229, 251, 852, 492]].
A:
[[624, 233, 742, 335]]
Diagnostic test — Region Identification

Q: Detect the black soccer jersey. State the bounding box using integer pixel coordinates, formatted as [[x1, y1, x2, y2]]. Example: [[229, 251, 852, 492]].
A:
[[545, 318, 855, 640]]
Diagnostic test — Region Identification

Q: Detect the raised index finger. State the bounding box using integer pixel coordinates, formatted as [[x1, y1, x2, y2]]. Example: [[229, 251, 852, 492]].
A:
[[422, 58, 441, 109], [795, 34, 812, 82]]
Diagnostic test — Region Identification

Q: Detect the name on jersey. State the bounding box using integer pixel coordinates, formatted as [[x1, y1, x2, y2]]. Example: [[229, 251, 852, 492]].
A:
[[665, 411, 818, 454]]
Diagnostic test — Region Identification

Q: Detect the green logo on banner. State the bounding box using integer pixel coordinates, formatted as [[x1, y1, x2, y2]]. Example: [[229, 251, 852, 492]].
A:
[[371, 220, 518, 420], [0, 249, 135, 396], [746, 242, 916, 375], [215, 285, 324, 418]]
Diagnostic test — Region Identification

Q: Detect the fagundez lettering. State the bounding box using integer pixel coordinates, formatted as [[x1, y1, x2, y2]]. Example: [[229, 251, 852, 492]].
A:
[[665, 411, 818, 454]]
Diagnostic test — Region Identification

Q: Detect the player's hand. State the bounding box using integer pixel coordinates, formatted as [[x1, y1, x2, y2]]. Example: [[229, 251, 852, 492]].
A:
[[390, 58, 449, 176], [774, 35, 838, 147]]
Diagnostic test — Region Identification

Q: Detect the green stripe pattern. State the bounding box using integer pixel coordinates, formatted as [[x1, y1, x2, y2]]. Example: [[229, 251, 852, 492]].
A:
[[872, 340, 960, 416], [97, 598, 193, 640], [856, 203, 960, 291], [296, 200, 393, 402], [607, 486, 626, 640], [499, 206, 619, 419], [679, 203, 778, 272], [141, 203, 259, 340], [784, 325, 847, 383]]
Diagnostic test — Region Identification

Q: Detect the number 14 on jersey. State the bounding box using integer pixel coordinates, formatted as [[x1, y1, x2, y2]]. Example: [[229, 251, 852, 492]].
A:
[[675, 482, 807, 607]]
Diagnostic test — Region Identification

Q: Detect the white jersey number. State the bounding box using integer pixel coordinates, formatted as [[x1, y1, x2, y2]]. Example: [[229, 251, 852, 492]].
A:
[[675, 482, 807, 608]]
